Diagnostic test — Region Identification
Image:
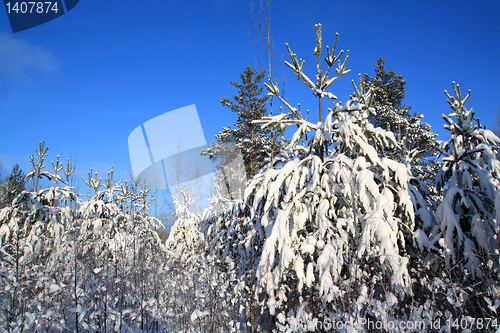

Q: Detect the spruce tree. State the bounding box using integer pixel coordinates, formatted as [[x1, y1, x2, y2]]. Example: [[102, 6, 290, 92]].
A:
[[203, 65, 277, 180], [363, 58, 438, 160], [364, 58, 405, 109]]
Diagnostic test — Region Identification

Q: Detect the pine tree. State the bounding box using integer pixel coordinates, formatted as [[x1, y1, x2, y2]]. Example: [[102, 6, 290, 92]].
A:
[[364, 58, 405, 109], [0, 164, 26, 208], [435, 82, 500, 281], [203, 65, 279, 180]]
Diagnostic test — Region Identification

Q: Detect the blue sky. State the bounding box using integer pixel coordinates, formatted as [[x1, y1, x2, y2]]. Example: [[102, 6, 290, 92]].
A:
[[0, 0, 499, 192]]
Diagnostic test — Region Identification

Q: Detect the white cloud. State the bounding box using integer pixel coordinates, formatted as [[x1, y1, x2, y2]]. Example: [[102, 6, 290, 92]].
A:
[[0, 33, 59, 81]]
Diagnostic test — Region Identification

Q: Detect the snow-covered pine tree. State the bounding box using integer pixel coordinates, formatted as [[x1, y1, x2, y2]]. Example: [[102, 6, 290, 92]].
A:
[[165, 185, 204, 257], [203, 65, 282, 180], [77, 169, 164, 331], [435, 82, 500, 283], [0, 142, 78, 331], [207, 24, 431, 330]]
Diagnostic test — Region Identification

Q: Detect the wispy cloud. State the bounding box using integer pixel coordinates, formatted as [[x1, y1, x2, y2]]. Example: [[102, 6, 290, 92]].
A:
[[0, 33, 59, 82], [0, 153, 32, 172]]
